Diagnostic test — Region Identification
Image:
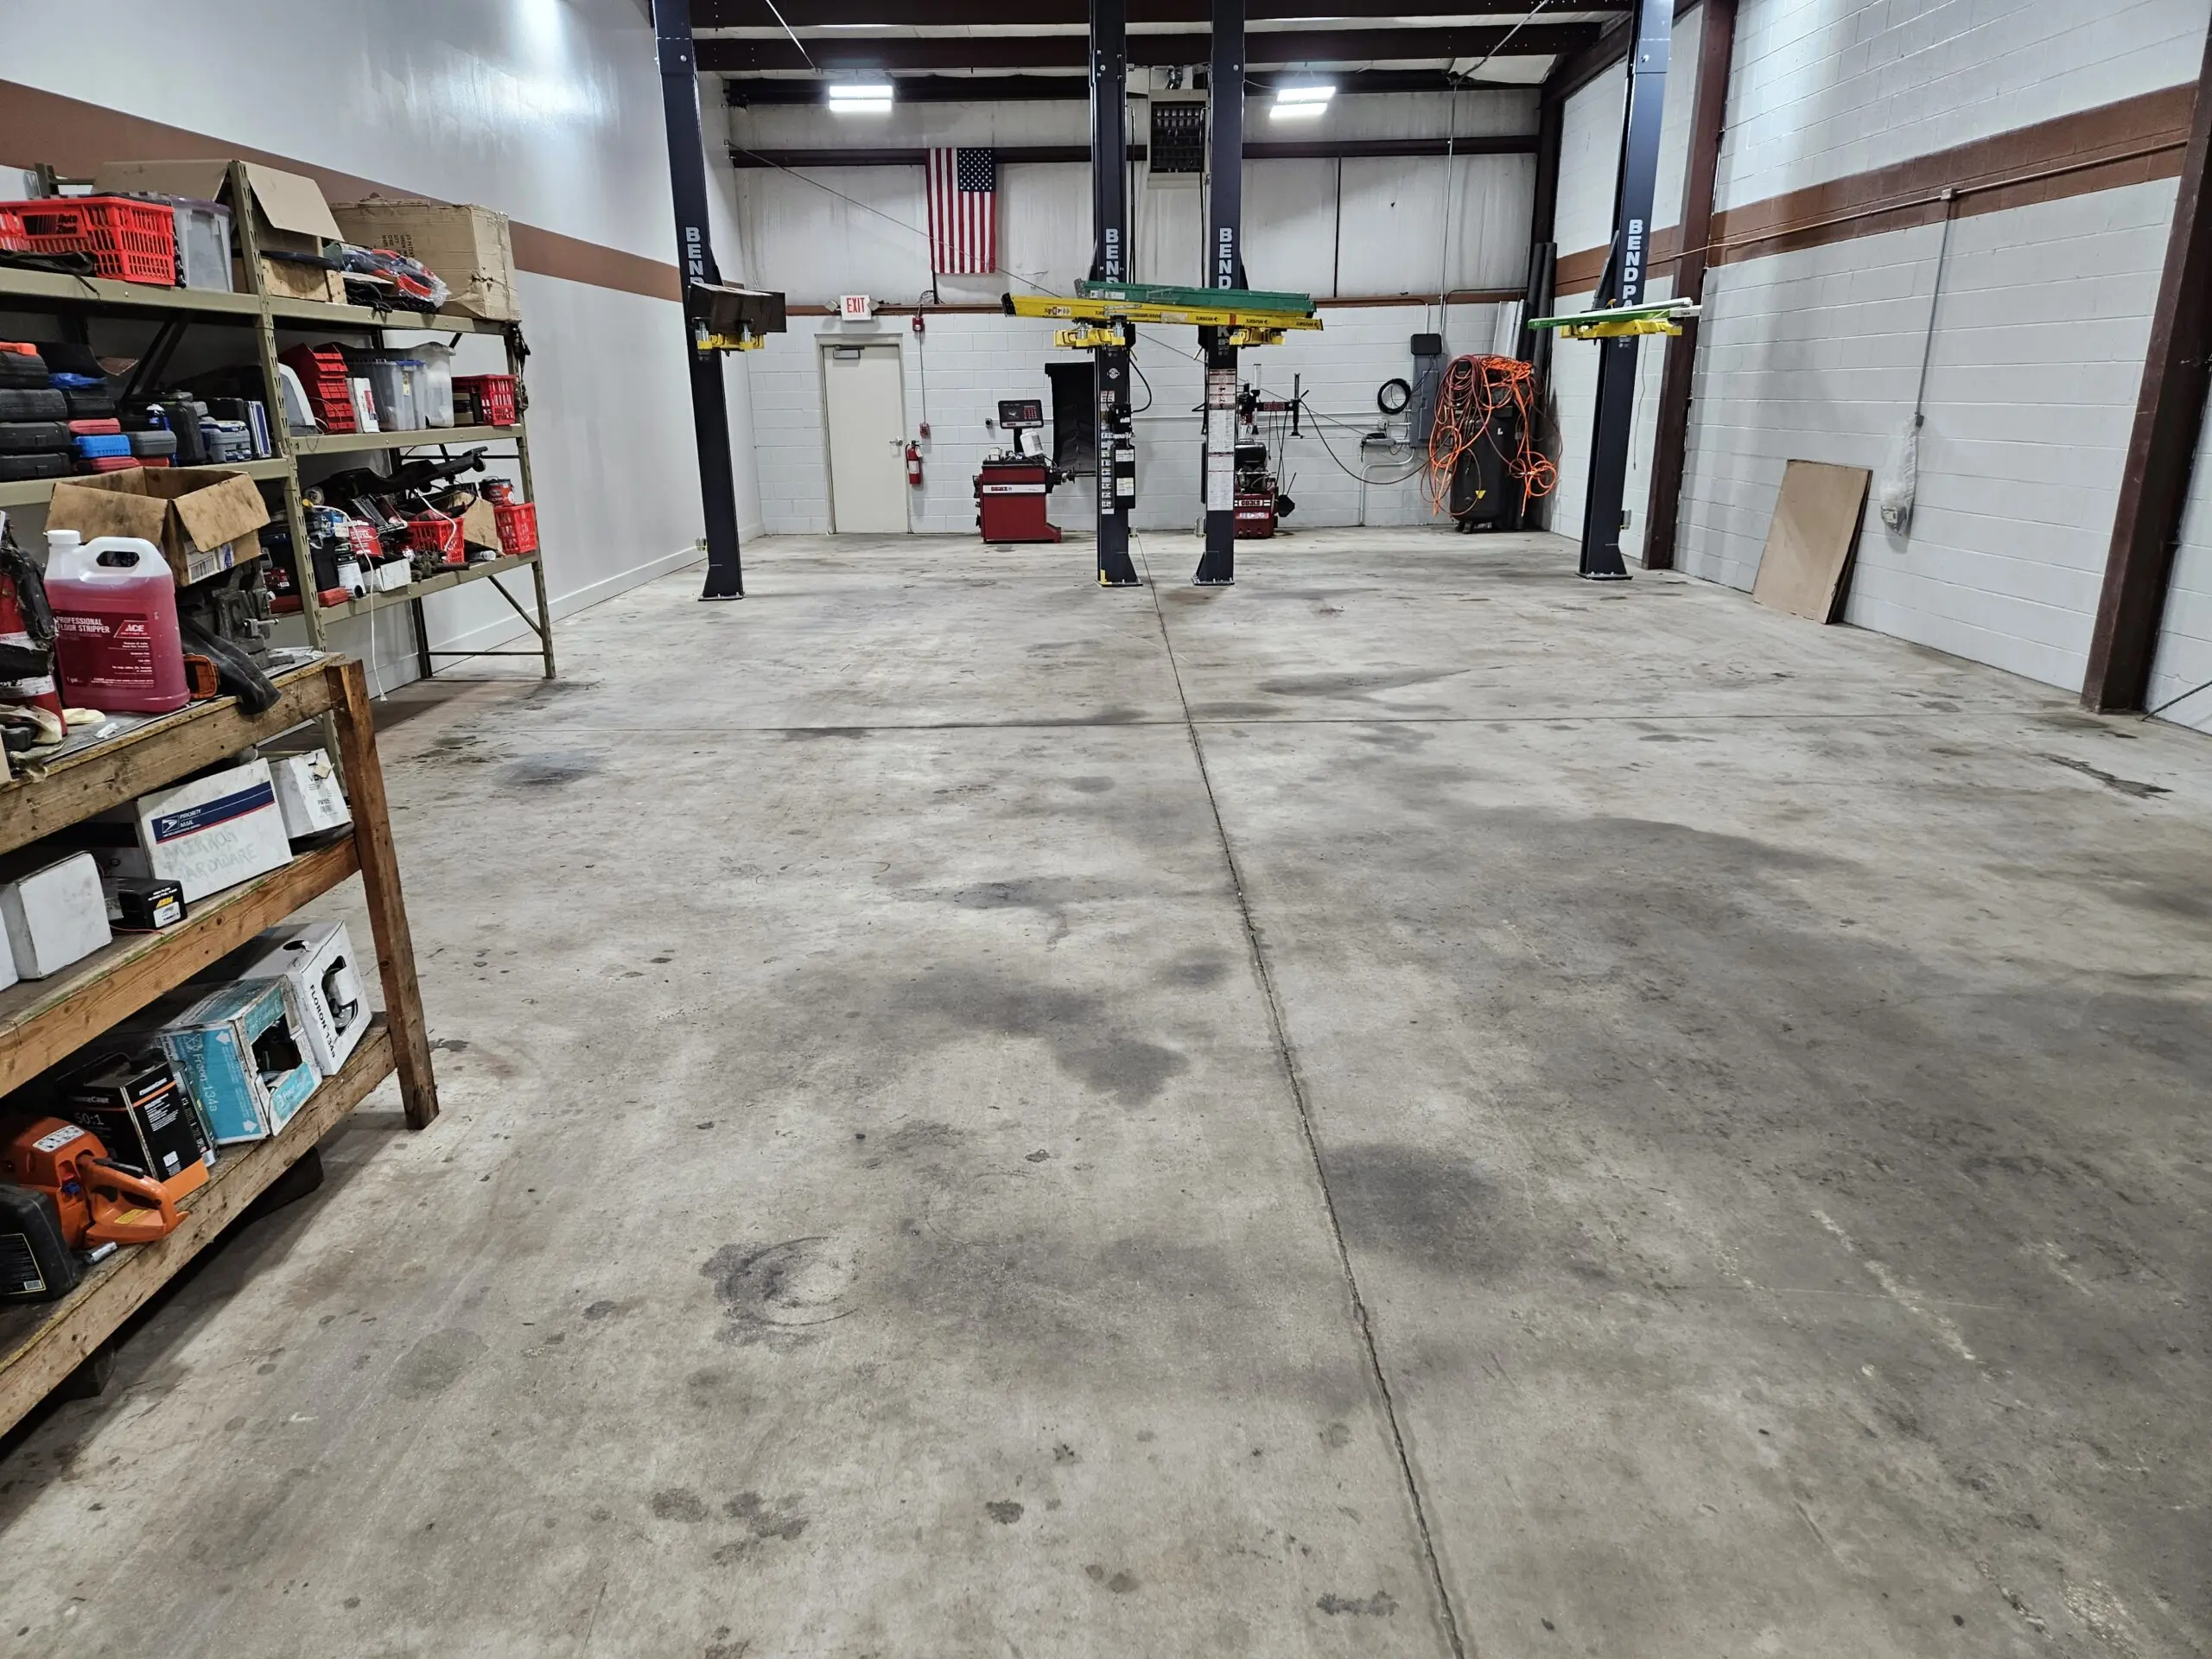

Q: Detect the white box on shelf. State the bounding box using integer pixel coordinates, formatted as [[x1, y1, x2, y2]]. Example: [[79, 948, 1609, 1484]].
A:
[[1, 852, 113, 980], [134, 759, 293, 903], [270, 750, 352, 841], [213, 920, 371, 1077]]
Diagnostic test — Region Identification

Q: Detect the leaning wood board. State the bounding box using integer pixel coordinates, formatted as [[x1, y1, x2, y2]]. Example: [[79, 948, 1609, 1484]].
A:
[[1751, 460, 1872, 623], [0, 1021, 395, 1439]]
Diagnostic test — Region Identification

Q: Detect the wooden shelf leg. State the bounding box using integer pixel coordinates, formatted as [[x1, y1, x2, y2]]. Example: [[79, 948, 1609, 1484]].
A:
[[326, 658, 439, 1128]]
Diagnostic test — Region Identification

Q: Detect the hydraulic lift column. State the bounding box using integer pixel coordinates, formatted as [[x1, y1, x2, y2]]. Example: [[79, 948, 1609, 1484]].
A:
[[1090, 0, 1141, 588], [1192, 0, 1245, 587], [1576, 0, 1670, 581], [652, 0, 745, 600]]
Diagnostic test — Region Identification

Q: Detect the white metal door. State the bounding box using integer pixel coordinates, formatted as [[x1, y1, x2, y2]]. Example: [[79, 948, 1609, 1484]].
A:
[[823, 345, 908, 533]]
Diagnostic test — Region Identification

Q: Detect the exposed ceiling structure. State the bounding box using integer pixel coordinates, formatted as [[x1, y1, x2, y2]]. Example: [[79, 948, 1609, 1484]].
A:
[[705, 3, 1627, 102]]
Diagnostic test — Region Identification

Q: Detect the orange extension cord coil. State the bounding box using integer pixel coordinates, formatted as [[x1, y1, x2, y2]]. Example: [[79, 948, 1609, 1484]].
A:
[[1425, 353, 1557, 515]]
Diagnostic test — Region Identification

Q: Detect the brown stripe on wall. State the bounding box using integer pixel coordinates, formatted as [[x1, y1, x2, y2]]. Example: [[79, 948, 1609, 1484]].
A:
[[0, 80, 679, 303], [1552, 84, 2195, 296]]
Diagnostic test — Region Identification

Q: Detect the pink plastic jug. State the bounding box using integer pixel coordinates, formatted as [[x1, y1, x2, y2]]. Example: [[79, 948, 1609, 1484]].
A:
[[44, 529, 190, 715]]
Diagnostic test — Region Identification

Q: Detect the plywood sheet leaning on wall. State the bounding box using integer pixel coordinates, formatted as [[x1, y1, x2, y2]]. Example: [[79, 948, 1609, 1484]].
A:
[[1752, 461, 1872, 622]]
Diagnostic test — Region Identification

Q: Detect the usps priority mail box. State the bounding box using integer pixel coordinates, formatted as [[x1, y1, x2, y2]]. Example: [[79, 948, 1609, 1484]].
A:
[[134, 759, 294, 903]]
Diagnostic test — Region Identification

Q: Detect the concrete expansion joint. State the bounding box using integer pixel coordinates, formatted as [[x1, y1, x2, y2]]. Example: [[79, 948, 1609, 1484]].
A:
[[1133, 536, 1471, 1659]]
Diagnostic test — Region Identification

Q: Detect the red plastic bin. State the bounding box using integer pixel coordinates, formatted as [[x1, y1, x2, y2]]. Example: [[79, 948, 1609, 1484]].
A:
[[0, 209, 27, 254], [454, 373, 518, 426], [406, 514, 466, 565], [493, 501, 538, 558], [0, 197, 177, 285]]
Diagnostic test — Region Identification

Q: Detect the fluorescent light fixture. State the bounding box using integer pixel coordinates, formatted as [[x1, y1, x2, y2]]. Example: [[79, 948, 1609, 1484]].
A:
[[827, 81, 894, 112], [1271, 83, 1335, 118]]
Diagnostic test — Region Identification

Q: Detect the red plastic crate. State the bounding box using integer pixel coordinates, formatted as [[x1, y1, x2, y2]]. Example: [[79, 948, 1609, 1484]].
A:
[[0, 209, 25, 253], [493, 500, 538, 558], [455, 373, 518, 426], [406, 514, 466, 565], [1, 197, 177, 285]]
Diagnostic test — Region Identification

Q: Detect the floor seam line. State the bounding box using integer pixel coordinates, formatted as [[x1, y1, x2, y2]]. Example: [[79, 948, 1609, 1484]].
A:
[[1134, 537, 1470, 1659]]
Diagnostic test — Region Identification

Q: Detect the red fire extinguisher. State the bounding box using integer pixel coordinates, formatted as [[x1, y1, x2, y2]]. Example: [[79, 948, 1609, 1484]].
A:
[[906, 441, 924, 488]]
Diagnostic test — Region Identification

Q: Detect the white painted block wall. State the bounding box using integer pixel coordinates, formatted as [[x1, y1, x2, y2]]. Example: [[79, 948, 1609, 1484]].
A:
[[2151, 416, 2212, 734], [747, 303, 1509, 537]]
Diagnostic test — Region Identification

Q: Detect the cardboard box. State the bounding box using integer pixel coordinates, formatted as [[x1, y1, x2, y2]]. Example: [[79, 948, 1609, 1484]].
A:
[[158, 977, 319, 1144], [46, 467, 270, 588], [94, 160, 345, 304], [0, 851, 112, 980], [60, 1046, 215, 1192], [270, 750, 352, 840], [205, 921, 371, 1078], [330, 198, 518, 321], [134, 758, 293, 903]]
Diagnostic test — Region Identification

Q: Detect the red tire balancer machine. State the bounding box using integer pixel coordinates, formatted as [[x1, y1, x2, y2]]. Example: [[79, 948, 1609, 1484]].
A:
[[974, 397, 1069, 543]]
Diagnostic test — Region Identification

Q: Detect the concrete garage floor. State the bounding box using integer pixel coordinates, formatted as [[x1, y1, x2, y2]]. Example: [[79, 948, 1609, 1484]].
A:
[[0, 526, 2207, 1657]]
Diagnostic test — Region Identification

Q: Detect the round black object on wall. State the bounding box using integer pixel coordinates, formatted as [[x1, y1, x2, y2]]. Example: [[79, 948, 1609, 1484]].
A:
[[1377, 378, 1413, 415]]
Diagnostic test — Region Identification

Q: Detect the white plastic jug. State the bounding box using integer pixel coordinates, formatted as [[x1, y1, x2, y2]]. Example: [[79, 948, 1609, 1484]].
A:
[[43, 530, 189, 714], [413, 342, 455, 429]]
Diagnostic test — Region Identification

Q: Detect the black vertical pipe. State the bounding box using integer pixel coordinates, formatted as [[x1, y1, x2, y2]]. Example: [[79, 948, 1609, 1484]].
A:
[[1090, 0, 1141, 588], [653, 0, 744, 600], [1577, 0, 1669, 581], [1193, 0, 1244, 586]]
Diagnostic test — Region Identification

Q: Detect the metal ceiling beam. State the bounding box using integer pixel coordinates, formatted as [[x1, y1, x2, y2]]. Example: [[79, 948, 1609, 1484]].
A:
[[722, 68, 1535, 104], [696, 23, 1599, 72], [697, 0, 1624, 22]]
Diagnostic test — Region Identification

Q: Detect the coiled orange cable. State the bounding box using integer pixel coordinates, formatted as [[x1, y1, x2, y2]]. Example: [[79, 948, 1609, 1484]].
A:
[[1426, 354, 1556, 515]]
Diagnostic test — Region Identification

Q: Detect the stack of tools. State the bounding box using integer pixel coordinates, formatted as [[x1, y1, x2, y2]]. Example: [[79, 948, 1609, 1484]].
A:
[[0, 344, 68, 484], [278, 344, 357, 433]]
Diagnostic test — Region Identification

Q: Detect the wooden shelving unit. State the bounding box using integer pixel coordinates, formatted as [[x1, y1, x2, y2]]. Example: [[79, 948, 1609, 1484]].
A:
[[0, 655, 436, 1439], [0, 161, 556, 681]]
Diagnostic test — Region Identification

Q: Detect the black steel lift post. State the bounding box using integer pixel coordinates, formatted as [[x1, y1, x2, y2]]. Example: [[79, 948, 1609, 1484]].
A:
[[654, 0, 747, 600], [1576, 0, 1671, 582], [1193, 0, 1245, 586], [1090, 0, 1143, 587]]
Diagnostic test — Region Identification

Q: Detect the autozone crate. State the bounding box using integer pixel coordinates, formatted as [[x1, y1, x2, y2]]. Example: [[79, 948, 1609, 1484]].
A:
[[0, 208, 27, 253], [0, 197, 176, 285], [493, 500, 537, 558], [453, 373, 517, 426]]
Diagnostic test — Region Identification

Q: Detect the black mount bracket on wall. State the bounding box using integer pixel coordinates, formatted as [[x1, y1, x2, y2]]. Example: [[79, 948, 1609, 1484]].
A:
[[1576, 0, 1670, 582], [653, 0, 747, 601]]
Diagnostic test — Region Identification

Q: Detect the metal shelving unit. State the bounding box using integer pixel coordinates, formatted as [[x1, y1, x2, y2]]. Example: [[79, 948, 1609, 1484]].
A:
[[0, 162, 555, 680]]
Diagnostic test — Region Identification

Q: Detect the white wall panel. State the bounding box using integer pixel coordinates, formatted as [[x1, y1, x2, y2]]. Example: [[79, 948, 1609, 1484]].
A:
[[2149, 383, 2212, 734], [1719, 0, 2209, 213]]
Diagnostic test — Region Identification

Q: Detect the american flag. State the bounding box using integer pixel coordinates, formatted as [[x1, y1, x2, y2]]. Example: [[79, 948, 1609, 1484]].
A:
[[928, 147, 997, 276]]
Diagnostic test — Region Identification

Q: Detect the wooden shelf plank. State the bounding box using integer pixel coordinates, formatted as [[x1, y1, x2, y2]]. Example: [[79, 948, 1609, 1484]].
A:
[[0, 837, 361, 1096], [0, 1020, 396, 1440], [318, 552, 540, 621], [292, 423, 522, 456], [0, 662, 335, 859]]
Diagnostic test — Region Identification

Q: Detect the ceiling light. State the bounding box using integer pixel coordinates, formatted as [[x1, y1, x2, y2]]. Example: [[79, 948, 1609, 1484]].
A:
[[828, 82, 894, 112], [1271, 83, 1335, 119]]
